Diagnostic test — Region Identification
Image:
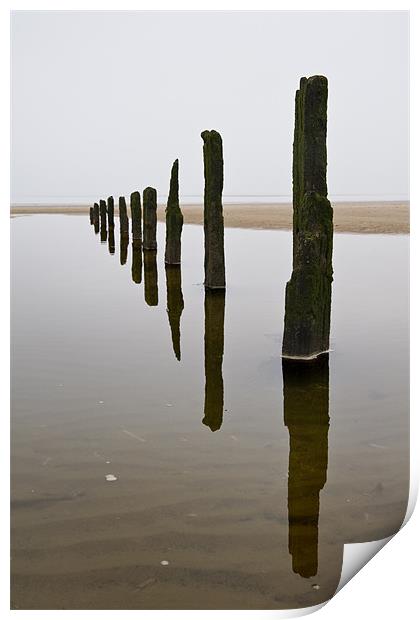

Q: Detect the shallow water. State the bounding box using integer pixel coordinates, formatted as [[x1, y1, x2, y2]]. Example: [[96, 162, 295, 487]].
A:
[[11, 215, 409, 610]]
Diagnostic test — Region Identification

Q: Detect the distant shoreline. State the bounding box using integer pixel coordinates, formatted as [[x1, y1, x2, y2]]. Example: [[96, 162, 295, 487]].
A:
[[10, 201, 409, 234]]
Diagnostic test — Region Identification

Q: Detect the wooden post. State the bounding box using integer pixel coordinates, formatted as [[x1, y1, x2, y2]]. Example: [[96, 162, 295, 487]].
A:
[[165, 160, 183, 264], [99, 199, 107, 242], [143, 187, 158, 250], [201, 130, 226, 289], [119, 196, 129, 237], [282, 76, 333, 359], [130, 191, 142, 247], [107, 196, 115, 230]]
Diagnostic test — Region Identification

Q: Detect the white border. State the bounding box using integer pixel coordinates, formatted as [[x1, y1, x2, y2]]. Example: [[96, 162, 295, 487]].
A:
[[3, 3, 417, 619]]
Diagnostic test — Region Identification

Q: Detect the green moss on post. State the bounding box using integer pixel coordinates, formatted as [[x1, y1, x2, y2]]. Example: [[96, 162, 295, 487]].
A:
[[144, 250, 158, 306], [201, 130, 226, 289], [165, 265, 184, 361], [107, 196, 115, 230], [202, 290, 225, 432], [165, 160, 183, 264], [282, 355, 329, 578], [130, 191, 142, 247], [143, 187, 158, 250], [99, 199, 107, 242], [119, 196, 129, 237], [283, 76, 333, 359]]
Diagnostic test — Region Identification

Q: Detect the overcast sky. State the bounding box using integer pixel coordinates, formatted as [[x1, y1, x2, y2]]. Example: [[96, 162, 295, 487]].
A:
[[11, 11, 409, 204]]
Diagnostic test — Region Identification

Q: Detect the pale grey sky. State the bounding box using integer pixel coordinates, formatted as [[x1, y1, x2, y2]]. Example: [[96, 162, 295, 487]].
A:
[[11, 10, 409, 203]]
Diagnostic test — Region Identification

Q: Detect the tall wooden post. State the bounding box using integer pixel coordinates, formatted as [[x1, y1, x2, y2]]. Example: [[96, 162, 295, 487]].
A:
[[165, 160, 183, 264], [282, 76, 333, 359], [130, 191, 142, 247], [202, 130, 226, 289], [143, 187, 158, 250]]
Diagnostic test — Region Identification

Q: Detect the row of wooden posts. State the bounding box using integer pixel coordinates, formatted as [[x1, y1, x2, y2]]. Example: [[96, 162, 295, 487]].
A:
[[89, 75, 333, 361]]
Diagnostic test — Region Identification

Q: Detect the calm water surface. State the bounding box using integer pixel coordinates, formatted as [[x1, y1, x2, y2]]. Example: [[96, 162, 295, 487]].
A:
[[11, 215, 409, 610]]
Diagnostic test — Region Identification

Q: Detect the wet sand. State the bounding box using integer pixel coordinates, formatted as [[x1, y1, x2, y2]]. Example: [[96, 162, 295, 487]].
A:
[[10, 201, 409, 234]]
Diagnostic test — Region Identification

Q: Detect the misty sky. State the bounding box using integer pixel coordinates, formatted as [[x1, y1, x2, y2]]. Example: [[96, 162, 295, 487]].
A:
[[11, 11, 409, 203]]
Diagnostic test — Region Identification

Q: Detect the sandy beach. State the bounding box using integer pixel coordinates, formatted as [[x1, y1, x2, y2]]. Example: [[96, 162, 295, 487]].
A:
[[10, 201, 409, 234]]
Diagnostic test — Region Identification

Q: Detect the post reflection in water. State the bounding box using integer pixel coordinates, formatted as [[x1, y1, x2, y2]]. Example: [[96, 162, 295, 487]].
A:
[[100, 221, 107, 243], [94, 220, 99, 235], [165, 265, 184, 361], [144, 250, 159, 306], [120, 234, 129, 266], [131, 243, 142, 284], [108, 227, 115, 255], [282, 354, 330, 579], [202, 290, 226, 432]]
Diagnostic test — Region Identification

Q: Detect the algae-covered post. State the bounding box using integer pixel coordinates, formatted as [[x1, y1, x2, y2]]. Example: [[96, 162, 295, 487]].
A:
[[282, 76, 333, 359], [130, 191, 142, 247], [165, 160, 183, 264], [93, 202, 100, 233], [119, 196, 129, 237], [201, 130, 226, 289], [143, 187, 158, 250], [107, 196, 115, 230], [99, 199, 107, 242]]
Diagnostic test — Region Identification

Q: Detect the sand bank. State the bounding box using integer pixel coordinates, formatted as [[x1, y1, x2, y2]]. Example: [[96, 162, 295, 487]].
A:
[[10, 201, 409, 234]]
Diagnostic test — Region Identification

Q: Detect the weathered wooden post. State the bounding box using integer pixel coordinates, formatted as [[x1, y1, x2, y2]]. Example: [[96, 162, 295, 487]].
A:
[[130, 191, 142, 247], [282, 76, 333, 359], [202, 130, 226, 290], [283, 355, 330, 578], [144, 250, 158, 306], [202, 290, 226, 431], [119, 196, 129, 237], [143, 187, 158, 250], [89, 207, 94, 225], [165, 160, 183, 264], [107, 196, 115, 230], [99, 199, 107, 242], [165, 265, 184, 361], [131, 245, 142, 284], [93, 202, 100, 234]]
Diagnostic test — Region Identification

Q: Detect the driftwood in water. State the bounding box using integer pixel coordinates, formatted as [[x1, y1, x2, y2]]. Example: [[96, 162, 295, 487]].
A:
[[282, 76, 333, 360], [282, 354, 329, 578], [201, 130, 226, 289], [202, 290, 225, 431], [165, 160, 183, 264], [143, 187, 158, 250], [165, 265, 184, 361]]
